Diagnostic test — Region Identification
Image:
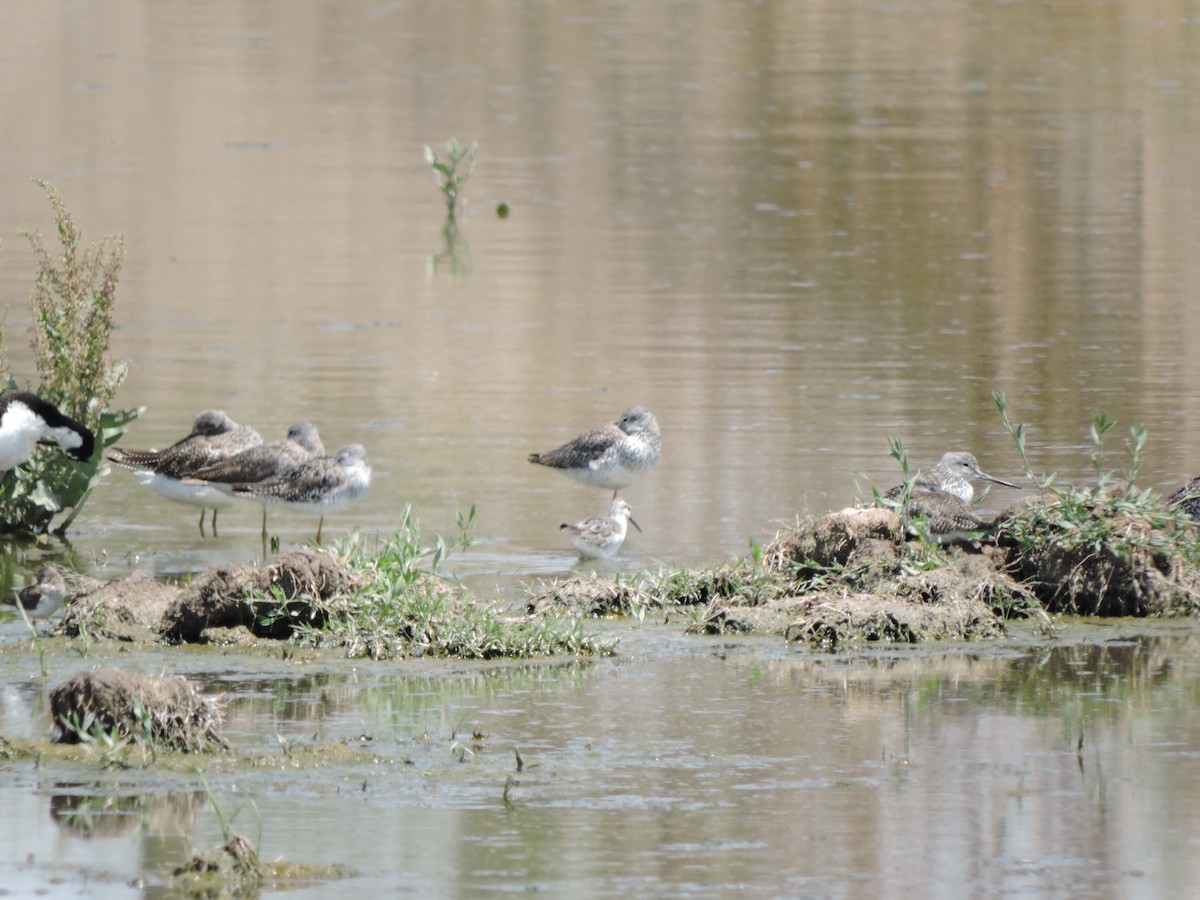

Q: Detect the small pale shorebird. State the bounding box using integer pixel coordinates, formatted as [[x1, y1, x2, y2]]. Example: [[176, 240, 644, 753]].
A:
[[230, 443, 371, 543], [1, 565, 68, 621], [109, 410, 263, 537], [529, 406, 661, 498], [884, 452, 1018, 504], [0, 391, 94, 471], [561, 499, 640, 560], [884, 452, 1018, 543], [184, 422, 325, 539]]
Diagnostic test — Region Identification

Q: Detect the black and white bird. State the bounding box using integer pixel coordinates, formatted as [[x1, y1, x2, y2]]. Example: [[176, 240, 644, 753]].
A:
[[184, 422, 325, 538], [229, 443, 372, 543], [1, 565, 68, 621], [561, 498, 641, 560], [529, 406, 661, 498], [0, 391, 95, 471], [109, 410, 263, 536]]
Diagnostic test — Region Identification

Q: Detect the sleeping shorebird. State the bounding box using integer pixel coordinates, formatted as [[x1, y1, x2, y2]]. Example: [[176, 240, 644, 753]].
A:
[[184, 422, 325, 539], [0, 391, 94, 471], [561, 498, 641, 560], [229, 443, 371, 543], [1, 565, 68, 622], [108, 410, 263, 537], [529, 406, 661, 498]]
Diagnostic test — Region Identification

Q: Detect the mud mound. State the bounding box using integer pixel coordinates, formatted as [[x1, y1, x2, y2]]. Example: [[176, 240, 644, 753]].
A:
[[764, 508, 900, 572], [49, 668, 228, 752], [162, 550, 363, 642], [784, 591, 1005, 648], [996, 493, 1200, 616], [527, 576, 650, 617], [59, 572, 178, 642]]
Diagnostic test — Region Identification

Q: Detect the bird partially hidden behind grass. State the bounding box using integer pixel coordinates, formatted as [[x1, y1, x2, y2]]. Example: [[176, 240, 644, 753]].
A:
[[1, 565, 68, 622], [529, 406, 661, 498], [229, 443, 372, 544], [883, 451, 1018, 543], [108, 410, 263, 537], [183, 422, 325, 540], [561, 498, 640, 560], [1167, 476, 1200, 522]]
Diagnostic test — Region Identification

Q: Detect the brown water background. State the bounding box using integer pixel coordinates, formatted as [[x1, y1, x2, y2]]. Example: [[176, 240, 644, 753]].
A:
[[3, 1, 1200, 896]]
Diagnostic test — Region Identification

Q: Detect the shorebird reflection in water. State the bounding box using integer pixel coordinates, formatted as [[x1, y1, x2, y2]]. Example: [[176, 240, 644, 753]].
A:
[[185, 422, 325, 539], [884, 452, 1018, 543], [230, 443, 371, 543], [561, 498, 641, 560], [1, 565, 68, 622], [0, 391, 94, 471], [108, 410, 263, 537], [529, 406, 661, 498]]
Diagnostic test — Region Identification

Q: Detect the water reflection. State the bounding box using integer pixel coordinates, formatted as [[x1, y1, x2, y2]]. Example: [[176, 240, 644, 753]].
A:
[[2, 632, 1200, 894]]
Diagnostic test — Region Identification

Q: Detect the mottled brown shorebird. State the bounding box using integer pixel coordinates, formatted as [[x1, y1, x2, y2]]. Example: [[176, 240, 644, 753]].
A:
[[109, 410, 263, 537], [885, 452, 1018, 542]]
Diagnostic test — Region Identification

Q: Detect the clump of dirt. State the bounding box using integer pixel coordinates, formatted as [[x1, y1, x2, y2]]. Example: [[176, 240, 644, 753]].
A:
[[171, 833, 357, 894], [172, 834, 263, 890], [995, 491, 1200, 616], [49, 668, 228, 753], [526, 576, 651, 617], [161, 550, 363, 643], [59, 572, 178, 643], [763, 508, 900, 572], [783, 590, 1005, 648]]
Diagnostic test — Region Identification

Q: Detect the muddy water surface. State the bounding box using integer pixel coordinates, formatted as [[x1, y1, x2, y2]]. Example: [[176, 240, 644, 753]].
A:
[[4, 625, 1200, 895], [3, 0, 1200, 896]]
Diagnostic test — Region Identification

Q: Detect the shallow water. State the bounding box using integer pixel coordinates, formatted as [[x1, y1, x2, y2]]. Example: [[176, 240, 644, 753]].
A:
[[3, 0, 1200, 895], [4, 625, 1200, 896]]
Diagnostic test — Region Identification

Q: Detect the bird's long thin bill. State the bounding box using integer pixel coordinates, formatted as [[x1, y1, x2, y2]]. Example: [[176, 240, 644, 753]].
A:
[[629, 516, 643, 533], [981, 473, 1020, 488]]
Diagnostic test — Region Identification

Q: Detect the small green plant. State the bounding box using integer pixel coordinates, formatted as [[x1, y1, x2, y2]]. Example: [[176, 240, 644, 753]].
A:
[[424, 138, 477, 221], [315, 506, 613, 659], [0, 179, 142, 535]]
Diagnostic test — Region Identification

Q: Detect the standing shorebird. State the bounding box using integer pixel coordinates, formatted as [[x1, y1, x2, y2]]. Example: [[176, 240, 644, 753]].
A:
[[529, 406, 661, 498], [108, 410, 263, 537], [0, 391, 94, 471], [1, 565, 68, 621], [884, 452, 1018, 504], [561, 498, 640, 560], [229, 443, 371, 543], [184, 422, 325, 539]]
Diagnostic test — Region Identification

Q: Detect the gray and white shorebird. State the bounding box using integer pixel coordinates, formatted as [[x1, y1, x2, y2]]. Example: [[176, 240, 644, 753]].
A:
[[109, 410, 263, 537], [884, 452, 1019, 504], [561, 499, 641, 560], [229, 443, 371, 543], [1, 565, 68, 621], [529, 406, 661, 498], [883, 452, 1018, 542], [183, 422, 325, 539], [0, 391, 94, 471]]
